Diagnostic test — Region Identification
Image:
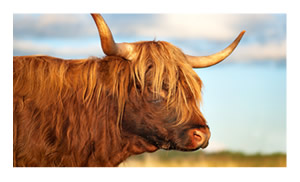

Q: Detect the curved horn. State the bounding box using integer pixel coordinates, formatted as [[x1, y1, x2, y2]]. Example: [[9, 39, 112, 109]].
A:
[[91, 13, 132, 59], [186, 30, 246, 68]]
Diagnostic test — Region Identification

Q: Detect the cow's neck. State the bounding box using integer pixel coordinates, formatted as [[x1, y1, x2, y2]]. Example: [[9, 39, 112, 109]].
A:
[[113, 132, 158, 166], [89, 131, 158, 167]]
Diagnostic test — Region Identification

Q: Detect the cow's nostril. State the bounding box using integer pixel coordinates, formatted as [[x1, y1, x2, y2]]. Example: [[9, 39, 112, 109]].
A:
[[193, 130, 202, 140], [190, 128, 209, 149]]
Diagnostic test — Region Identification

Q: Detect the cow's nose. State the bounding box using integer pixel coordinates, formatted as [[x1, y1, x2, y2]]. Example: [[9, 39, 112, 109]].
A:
[[191, 128, 210, 149]]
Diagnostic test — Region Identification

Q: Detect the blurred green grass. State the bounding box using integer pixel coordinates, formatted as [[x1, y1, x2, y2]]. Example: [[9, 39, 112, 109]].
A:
[[119, 150, 286, 167]]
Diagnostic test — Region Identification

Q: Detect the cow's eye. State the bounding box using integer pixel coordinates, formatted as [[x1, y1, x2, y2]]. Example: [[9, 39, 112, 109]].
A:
[[150, 98, 163, 104]]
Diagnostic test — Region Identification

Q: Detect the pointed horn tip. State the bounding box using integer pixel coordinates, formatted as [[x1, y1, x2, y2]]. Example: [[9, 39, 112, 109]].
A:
[[240, 30, 246, 36], [91, 13, 101, 19], [234, 30, 246, 43]]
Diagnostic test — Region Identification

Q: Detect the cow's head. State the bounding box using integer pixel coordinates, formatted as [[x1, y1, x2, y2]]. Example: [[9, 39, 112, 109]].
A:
[[91, 14, 245, 153]]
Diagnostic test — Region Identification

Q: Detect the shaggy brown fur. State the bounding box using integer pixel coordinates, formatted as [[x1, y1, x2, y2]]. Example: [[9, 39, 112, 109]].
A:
[[13, 41, 205, 167]]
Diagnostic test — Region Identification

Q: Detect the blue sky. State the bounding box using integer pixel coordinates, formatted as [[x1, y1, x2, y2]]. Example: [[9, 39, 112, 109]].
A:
[[13, 14, 286, 154]]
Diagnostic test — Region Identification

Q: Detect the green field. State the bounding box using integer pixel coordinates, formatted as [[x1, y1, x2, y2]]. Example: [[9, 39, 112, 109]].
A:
[[119, 150, 286, 167]]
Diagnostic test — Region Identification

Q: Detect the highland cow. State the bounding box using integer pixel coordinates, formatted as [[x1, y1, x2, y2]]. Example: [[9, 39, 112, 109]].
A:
[[13, 14, 245, 166]]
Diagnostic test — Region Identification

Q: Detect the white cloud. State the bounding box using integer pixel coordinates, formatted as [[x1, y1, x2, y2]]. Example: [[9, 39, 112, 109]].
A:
[[13, 39, 102, 58], [148, 14, 241, 40], [13, 39, 52, 53], [14, 14, 281, 42], [14, 14, 96, 38], [131, 14, 279, 41], [231, 40, 286, 62]]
